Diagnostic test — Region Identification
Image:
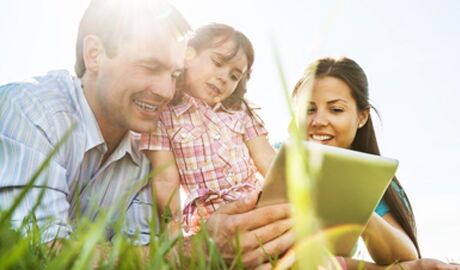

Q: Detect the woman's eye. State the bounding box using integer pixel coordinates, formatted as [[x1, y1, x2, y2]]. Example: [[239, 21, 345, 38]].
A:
[[331, 107, 344, 113]]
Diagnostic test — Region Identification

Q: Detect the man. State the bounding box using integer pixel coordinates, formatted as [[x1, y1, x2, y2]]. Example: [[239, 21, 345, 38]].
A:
[[0, 0, 293, 267]]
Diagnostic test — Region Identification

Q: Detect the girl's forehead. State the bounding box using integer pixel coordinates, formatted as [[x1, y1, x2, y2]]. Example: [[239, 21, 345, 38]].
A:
[[207, 39, 248, 66], [209, 37, 238, 54]]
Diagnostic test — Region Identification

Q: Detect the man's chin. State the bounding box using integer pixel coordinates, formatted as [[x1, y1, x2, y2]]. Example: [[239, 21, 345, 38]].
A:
[[130, 119, 159, 134]]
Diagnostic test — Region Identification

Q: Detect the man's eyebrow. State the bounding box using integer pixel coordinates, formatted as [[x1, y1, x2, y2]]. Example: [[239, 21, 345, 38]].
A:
[[138, 56, 182, 69], [138, 57, 166, 67]]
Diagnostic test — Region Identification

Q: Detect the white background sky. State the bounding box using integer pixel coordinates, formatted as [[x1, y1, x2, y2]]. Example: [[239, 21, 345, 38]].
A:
[[1, 0, 459, 260]]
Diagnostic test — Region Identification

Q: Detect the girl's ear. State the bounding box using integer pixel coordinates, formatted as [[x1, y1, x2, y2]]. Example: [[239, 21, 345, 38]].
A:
[[82, 35, 106, 73], [358, 107, 370, 128]]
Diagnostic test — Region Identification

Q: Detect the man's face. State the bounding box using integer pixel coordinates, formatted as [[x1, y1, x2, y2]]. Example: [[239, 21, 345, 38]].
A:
[[93, 27, 186, 134]]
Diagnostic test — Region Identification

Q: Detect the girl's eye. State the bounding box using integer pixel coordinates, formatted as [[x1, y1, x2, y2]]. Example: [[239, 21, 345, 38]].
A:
[[212, 59, 222, 67], [230, 74, 240, 81], [307, 107, 316, 114]]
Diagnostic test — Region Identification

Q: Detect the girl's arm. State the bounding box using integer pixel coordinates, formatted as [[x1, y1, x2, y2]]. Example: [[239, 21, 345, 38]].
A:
[[245, 136, 276, 177], [361, 212, 418, 264], [144, 150, 181, 226]]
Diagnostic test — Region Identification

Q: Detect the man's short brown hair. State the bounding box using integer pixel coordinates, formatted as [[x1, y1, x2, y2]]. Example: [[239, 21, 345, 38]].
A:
[[74, 0, 190, 78]]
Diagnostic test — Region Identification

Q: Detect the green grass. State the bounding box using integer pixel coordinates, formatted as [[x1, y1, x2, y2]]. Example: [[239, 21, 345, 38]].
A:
[[0, 91, 335, 270], [0, 43, 352, 270]]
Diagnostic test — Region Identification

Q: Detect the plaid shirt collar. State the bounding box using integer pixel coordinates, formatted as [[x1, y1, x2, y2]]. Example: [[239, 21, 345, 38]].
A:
[[171, 93, 237, 117]]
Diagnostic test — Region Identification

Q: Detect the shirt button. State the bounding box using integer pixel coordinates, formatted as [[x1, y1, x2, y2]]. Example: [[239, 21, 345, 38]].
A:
[[181, 133, 187, 138], [213, 133, 221, 140]]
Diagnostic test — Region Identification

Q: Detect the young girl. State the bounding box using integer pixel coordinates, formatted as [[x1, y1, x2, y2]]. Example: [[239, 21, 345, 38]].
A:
[[291, 57, 420, 266], [139, 23, 275, 235]]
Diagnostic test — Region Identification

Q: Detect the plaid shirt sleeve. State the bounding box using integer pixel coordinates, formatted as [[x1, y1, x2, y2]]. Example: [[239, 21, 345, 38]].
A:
[[242, 106, 268, 141], [139, 116, 171, 152]]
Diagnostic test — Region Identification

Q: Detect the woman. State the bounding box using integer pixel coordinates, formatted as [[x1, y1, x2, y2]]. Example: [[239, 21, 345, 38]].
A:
[[291, 57, 419, 264]]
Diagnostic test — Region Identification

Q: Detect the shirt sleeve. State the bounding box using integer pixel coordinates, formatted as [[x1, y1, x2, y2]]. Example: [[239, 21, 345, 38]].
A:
[[374, 181, 410, 217], [375, 198, 390, 217], [242, 104, 268, 141], [138, 116, 172, 152], [0, 84, 73, 242]]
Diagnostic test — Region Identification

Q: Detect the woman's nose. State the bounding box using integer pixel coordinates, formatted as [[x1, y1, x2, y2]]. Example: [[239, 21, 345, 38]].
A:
[[311, 112, 328, 127]]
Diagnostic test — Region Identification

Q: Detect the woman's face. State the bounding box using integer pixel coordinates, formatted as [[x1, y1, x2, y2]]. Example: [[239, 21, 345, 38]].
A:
[[306, 76, 369, 149]]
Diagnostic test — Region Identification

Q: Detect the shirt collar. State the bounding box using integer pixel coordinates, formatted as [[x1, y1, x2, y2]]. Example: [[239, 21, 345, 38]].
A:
[[74, 78, 105, 153], [116, 131, 142, 166], [171, 93, 197, 116], [171, 93, 237, 116], [73, 78, 141, 166]]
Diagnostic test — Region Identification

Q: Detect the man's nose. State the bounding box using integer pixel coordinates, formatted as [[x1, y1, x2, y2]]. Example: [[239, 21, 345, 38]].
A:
[[150, 75, 175, 102]]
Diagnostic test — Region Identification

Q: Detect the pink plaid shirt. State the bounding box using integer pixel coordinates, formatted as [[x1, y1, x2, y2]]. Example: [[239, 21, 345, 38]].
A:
[[139, 94, 268, 234]]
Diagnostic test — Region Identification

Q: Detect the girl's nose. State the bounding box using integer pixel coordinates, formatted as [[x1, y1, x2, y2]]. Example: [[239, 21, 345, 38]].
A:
[[216, 68, 228, 85]]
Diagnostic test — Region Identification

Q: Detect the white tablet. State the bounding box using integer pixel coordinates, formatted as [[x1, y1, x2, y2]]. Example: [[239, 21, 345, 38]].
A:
[[257, 140, 398, 255]]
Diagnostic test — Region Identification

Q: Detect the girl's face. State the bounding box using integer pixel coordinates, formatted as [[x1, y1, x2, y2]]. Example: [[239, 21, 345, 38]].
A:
[[306, 76, 369, 149], [184, 39, 248, 106]]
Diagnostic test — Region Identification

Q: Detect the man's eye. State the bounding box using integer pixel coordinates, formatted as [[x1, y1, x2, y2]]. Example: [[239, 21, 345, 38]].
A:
[[307, 107, 316, 114], [143, 65, 160, 74]]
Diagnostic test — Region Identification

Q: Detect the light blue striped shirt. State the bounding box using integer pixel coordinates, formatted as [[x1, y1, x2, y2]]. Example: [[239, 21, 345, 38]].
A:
[[0, 70, 155, 244]]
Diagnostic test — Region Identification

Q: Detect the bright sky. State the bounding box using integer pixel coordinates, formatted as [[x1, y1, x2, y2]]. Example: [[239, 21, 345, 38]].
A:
[[1, 0, 459, 260]]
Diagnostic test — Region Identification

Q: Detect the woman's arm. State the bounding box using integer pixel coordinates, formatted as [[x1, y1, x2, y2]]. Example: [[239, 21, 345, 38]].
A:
[[344, 258, 459, 270], [245, 136, 276, 176], [361, 212, 418, 264], [144, 150, 181, 222]]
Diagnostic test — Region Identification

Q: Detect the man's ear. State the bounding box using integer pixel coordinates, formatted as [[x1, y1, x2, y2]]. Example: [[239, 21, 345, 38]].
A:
[[82, 35, 105, 73]]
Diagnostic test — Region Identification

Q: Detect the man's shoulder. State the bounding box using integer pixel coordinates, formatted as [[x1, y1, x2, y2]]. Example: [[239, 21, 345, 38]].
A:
[[0, 70, 85, 143], [0, 70, 79, 112]]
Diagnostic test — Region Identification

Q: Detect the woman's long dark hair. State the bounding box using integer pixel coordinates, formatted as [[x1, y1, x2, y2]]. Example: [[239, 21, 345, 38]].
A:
[[292, 57, 421, 257]]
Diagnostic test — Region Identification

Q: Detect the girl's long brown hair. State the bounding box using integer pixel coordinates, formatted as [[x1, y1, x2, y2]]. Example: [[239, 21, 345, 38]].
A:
[[292, 57, 421, 257]]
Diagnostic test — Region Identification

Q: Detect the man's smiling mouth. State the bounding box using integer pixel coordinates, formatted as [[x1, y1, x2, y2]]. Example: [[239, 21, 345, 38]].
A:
[[134, 99, 158, 112]]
